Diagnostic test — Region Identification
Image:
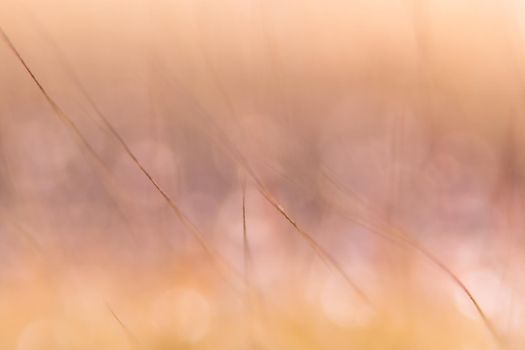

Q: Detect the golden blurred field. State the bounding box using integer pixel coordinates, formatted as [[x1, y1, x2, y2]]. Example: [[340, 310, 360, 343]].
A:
[[1, 0, 525, 349]]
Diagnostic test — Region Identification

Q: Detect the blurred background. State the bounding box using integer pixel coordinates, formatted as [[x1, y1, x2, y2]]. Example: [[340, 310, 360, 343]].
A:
[[0, 0, 525, 349]]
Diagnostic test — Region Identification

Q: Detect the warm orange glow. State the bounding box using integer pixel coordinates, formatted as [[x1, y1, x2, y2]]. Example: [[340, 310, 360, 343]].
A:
[[0, 0, 524, 349]]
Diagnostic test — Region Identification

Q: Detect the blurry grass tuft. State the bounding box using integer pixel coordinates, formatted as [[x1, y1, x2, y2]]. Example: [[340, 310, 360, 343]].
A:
[[0, 2, 523, 348]]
